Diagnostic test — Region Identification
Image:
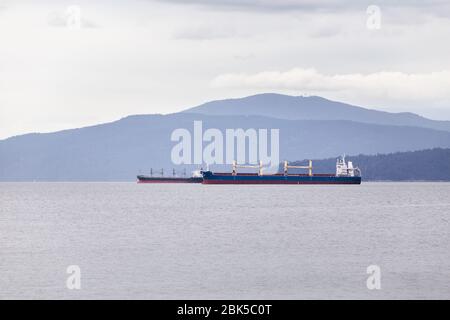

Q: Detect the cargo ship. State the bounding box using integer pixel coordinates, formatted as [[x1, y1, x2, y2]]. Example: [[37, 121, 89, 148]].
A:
[[137, 169, 203, 183], [201, 156, 361, 185]]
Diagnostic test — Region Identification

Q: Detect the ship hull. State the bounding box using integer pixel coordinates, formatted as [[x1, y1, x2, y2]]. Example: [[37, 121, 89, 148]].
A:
[[201, 172, 361, 185], [137, 175, 203, 183]]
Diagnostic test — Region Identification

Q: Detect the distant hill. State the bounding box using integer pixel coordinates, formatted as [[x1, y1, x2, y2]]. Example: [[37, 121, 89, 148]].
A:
[[184, 93, 450, 132], [1, 113, 450, 181], [288, 148, 450, 181]]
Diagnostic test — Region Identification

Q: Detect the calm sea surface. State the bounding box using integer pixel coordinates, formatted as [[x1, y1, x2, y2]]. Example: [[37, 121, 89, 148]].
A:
[[0, 182, 449, 299]]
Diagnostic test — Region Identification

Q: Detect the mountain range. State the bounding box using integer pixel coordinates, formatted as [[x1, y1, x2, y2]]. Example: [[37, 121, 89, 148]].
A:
[[185, 93, 450, 132], [1, 93, 449, 181]]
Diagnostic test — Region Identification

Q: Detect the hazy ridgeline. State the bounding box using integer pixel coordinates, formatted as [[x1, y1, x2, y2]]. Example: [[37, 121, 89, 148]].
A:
[[185, 93, 450, 132], [1, 94, 450, 181]]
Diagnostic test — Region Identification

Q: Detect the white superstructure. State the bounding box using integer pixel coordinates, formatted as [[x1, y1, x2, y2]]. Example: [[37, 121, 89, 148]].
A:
[[336, 156, 361, 177]]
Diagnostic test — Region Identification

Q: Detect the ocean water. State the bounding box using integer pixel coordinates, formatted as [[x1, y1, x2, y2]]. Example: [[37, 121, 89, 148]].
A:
[[0, 182, 449, 300]]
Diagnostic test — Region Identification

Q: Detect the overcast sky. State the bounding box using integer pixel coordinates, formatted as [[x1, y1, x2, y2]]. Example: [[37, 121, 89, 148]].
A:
[[1, 0, 450, 139]]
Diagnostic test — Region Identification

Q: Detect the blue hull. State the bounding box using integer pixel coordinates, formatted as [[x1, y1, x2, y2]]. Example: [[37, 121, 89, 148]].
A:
[[201, 171, 361, 185]]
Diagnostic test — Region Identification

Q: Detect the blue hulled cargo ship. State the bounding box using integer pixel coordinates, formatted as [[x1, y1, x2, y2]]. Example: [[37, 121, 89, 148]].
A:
[[201, 156, 361, 185]]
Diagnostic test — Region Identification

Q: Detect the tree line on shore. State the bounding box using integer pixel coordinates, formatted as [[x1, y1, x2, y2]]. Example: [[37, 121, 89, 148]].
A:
[[287, 148, 450, 181]]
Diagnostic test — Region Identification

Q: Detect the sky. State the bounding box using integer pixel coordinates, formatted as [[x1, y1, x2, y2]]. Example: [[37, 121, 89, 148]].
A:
[[1, 0, 450, 139]]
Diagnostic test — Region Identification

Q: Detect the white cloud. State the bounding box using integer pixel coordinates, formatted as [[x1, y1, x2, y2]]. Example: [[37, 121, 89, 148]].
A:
[[47, 8, 98, 29], [173, 24, 240, 40], [212, 68, 450, 110], [1, 0, 450, 138], [159, 0, 450, 16]]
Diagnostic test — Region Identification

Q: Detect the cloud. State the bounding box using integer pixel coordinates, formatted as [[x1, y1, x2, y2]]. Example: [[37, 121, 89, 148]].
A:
[[211, 68, 450, 102], [160, 0, 346, 11], [1, 0, 450, 139], [174, 24, 239, 40], [47, 7, 98, 29], [158, 0, 450, 14]]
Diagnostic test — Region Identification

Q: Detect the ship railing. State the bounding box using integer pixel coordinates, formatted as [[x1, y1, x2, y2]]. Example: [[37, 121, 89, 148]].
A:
[[147, 168, 188, 177]]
